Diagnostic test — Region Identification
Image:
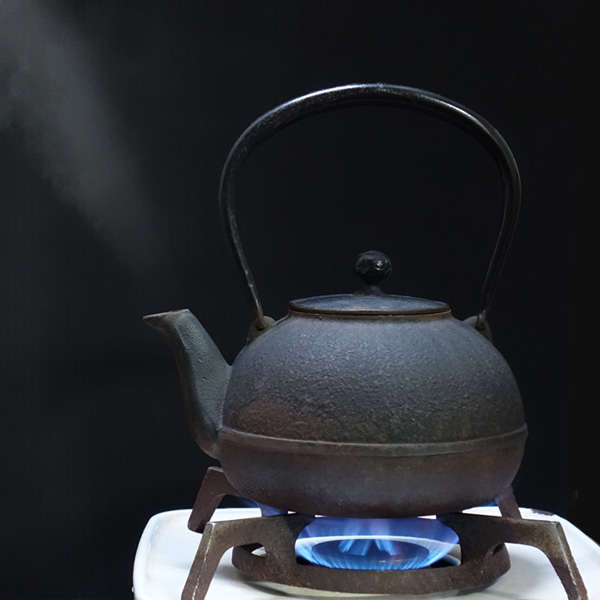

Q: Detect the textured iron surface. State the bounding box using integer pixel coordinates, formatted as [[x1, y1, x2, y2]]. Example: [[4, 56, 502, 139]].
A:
[[219, 307, 526, 517], [223, 312, 524, 444]]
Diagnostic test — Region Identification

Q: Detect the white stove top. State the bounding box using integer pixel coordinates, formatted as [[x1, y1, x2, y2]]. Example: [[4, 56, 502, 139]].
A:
[[132, 507, 600, 600]]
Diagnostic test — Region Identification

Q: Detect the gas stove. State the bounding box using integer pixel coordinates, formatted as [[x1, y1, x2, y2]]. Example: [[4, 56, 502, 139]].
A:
[[132, 487, 599, 599]]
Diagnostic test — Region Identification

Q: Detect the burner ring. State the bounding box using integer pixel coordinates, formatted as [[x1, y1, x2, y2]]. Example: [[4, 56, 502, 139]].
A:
[[231, 513, 511, 596], [294, 516, 459, 571]]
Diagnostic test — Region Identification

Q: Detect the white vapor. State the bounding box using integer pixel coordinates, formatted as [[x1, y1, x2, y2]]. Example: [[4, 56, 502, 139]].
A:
[[0, 0, 165, 276]]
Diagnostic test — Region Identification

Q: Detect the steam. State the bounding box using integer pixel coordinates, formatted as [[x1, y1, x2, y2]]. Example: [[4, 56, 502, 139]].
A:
[[0, 0, 165, 276]]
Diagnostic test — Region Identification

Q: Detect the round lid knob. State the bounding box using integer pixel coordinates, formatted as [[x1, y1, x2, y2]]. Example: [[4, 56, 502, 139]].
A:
[[354, 250, 392, 291]]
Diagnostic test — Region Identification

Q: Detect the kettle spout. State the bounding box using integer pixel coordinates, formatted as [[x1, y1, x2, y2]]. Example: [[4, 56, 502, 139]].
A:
[[143, 309, 230, 458]]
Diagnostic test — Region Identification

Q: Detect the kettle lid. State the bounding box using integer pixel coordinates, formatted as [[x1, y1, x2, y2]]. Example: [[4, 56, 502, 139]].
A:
[[290, 251, 449, 316], [290, 293, 448, 316]]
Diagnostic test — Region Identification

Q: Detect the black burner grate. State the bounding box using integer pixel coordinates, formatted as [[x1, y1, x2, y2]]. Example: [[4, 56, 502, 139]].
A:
[[181, 467, 588, 600]]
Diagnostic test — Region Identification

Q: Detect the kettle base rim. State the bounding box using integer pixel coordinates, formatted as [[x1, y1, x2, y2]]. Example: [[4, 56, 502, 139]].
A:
[[217, 426, 527, 519]]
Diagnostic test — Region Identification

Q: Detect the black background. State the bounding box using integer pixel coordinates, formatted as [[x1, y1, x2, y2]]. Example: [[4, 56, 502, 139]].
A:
[[0, 1, 583, 598]]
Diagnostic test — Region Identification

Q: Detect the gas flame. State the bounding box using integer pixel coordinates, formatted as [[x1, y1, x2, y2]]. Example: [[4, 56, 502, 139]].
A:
[[295, 516, 458, 571]]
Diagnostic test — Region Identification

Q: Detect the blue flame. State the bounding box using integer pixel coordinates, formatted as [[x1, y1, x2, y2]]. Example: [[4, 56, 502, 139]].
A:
[[295, 517, 458, 570]]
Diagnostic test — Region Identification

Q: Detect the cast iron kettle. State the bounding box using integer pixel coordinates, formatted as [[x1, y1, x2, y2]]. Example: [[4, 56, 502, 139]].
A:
[[145, 84, 528, 519]]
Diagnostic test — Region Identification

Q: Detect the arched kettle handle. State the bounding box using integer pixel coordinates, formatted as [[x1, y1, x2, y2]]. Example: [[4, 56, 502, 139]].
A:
[[218, 83, 521, 332]]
